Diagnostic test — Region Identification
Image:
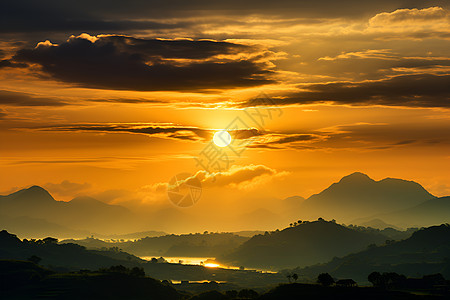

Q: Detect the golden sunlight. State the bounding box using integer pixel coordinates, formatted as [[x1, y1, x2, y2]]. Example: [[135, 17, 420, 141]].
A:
[[213, 130, 232, 147], [204, 262, 221, 268]]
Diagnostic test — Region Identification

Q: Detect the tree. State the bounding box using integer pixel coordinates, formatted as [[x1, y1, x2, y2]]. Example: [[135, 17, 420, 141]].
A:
[[238, 289, 258, 299], [108, 265, 127, 274], [317, 273, 334, 286], [292, 273, 298, 282], [368, 271, 382, 287], [287, 274, 292, 283], [225, 290, 238, 298], [130, 267, 145, 277], [151, 257, 158, 263], [42, 237, 58, 244], [28, 255, 41, 264]]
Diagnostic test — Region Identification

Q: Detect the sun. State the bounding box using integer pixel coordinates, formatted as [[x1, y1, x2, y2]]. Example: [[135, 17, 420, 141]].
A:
[[213, 130, 232, 147]]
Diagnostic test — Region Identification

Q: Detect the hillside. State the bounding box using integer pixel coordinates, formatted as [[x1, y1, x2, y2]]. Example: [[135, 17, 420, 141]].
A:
[[63, 232, 250, 258], [0, 186, 135, 236], [293, 224, 450, 282], [0, 230, 144, 271], [378, 196, 450, 227], [220, 219, 388, 270], [298, 172, 435, 222], [0, 260, 183, 300]]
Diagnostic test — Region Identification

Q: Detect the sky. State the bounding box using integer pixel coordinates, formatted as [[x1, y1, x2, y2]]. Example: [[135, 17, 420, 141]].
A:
[[0, 1, 449, 232]]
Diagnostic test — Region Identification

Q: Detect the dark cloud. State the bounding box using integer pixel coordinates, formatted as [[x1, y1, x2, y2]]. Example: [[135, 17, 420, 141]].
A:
[[243, 74, 450, 108], [1, 0, 448, 36], [0, 90, 68, 106], [89, 98, 167, 104], [0, 59, 27, 69], [392, 140, 416, 145], [0, 1, 187, 35], [248, 133, 324, 149], [34, 123, 323, 149], [38, 123, 211, 142], [13, 35, 273, 91]]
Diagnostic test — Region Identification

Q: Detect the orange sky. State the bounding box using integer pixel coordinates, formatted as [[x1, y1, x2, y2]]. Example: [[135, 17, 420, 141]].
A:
[[0, 2, 449, 231]]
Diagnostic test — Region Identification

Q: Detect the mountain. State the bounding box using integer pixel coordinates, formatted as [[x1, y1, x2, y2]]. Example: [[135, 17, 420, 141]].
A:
[[64, 232, 250, 258], [280, 195, 306, 221], [0, 214, 91, 239], [0, 186, 136, 236], [293, 224, 450, 283], [0, 230, 143, 271], [219, 219, 387, 270], [358, 219, 400, 230], [298, 172, 435, 222], [96, 230, 168, 240], [378, 196, 450, 227]]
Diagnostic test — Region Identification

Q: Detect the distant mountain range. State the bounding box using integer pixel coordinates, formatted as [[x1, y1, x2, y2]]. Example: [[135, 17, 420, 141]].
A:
[[0, 172, 447, 238], [63, 232, 250, 258], [294, 172, 436, 222], [220, 219, 388, 270], [293, 224, 450, 283], [0, 186, 135, 238], [356, 196, 450, 228], [0, 230, 143, 271]]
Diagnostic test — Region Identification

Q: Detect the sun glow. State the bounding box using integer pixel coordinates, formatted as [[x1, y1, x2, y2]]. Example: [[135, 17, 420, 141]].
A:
[[213, 130, 232, 147], [204, 263, 221, 268]]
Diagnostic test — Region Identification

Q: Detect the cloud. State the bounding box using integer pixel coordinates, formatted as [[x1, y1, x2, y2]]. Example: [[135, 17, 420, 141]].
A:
[[43, 180, 91, 197], [12, 34, 274, 92], [2, 0, 447, 35], [176, 164, 289, 190], [366, 6, 450, 39], [248, 133, 325, 149], [36, 123, 265, 143], [0, 59, 27, 69], [241, 74, 450, 108], [0, 1, 188, 34], [34, 122, 326, 149], [0, 90, 68, 106], [0, 108, 6, 119], [369, 7, 448, 25], [38, 123, 211, 142]]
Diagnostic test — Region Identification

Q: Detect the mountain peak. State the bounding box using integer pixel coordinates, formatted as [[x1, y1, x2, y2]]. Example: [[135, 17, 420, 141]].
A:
[[27, 185, 47, 192], [338, 172, 373, 183], [7, 185, 55, 203]]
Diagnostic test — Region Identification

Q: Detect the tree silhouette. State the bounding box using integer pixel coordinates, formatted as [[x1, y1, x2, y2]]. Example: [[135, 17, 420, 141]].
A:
[[368, 271, 382, 287], [287, 274, 292, 283], [28, 255, 41, 264], [42, 237, 58, 244], [292, 273, 298, 282], [130, 267, 145, 277], [238, 289, 258, 299], [225, 290, 238, 298], [317, 273, 334, 286]]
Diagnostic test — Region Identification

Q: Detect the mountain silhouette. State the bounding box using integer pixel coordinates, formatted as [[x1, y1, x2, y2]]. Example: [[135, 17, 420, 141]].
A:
[[0, 230, 144, 271], [298, 172, 435, 221], [220, 219, 387, 270], [0, 186, 135, 237], [293, 224, 450, 282], [0, 186, 55, 206], [368, 196, 450, 228]]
